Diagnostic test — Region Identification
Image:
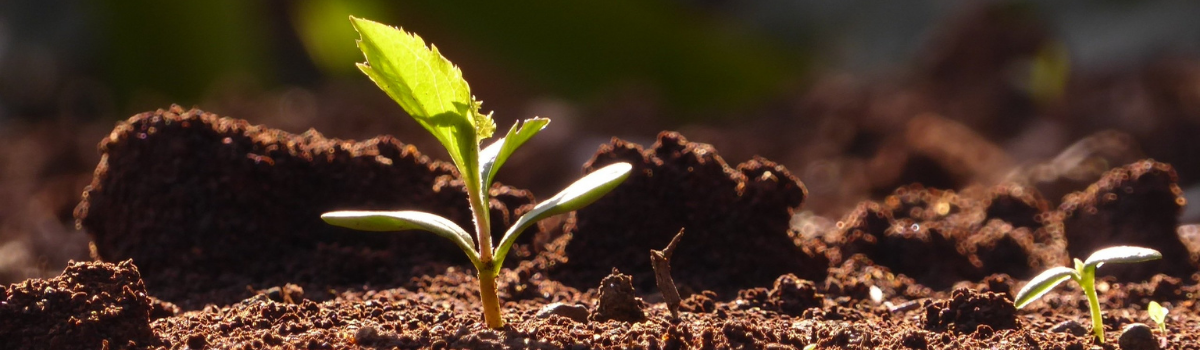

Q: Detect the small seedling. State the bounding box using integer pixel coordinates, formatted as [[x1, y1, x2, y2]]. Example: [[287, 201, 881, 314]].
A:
[[1013, 246, 1162, 344], [1147, 300, 1168, 333], [323, 17, 633, 329]]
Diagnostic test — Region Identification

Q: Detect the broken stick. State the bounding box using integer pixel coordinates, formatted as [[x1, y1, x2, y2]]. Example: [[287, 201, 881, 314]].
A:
[[650, 228, 685, 318]]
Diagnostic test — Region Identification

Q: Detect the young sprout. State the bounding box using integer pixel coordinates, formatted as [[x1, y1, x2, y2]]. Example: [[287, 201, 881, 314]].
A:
[[323, 17, 633, 329], [1013, 246, 1162, 344], [1147, 300, 1168, 333]]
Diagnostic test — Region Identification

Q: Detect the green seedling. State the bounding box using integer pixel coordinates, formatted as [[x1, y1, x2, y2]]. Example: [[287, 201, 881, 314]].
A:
[[1147, 300, 1168, 333], [323, 17, 633, 329], [1013, 246, 1162, 343]]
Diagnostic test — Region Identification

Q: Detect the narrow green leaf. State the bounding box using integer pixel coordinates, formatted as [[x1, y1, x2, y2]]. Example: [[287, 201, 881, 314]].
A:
[[1014, 266, 1081, 309], [322, 210, 480, 266], [492, 162, 633, 268], [480, 118, 550, 187], [1082, 246, 1162, 270], [350, 16, 489, 195]]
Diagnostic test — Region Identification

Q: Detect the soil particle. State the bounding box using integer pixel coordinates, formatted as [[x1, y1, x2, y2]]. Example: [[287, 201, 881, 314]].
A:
[[535, 302, 589, 323], [680, 290, 719, 313], [898, 329, 930, 349], [1050, 320, 1088, 337], [558, 131, 826, 297], [260, 283, 305, 304], [922, 288, 1016, 334], [1058, 160, 1195, 280], [0, 260, 158, 349], [1119, 323, 1158, 350], [590, 269, 646, 323], [74, 106, 537, 308], [736, 274, 824, 316], [984, 182, 1049, 230]]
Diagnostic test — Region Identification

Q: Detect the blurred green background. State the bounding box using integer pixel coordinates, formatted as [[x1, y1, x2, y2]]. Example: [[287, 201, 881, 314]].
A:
[[1, 0, 1189, 124]]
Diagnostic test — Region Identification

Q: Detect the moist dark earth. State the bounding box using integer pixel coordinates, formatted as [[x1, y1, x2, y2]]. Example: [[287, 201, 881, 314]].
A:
[[5, 106, 1200, 350], [8, 8, 1200, 349]]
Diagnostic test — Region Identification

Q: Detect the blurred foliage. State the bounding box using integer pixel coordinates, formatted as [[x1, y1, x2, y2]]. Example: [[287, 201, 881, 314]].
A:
[[94, 0, 804, 119], [97, 0, 271, 108], [293, 0, 389, 76], [1027, 42, 1070, 105], [388, 0, 803, 116]]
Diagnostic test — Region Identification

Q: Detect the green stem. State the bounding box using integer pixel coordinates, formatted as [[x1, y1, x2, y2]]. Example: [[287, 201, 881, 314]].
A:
[[1081, 269, 1105, 343], [478, 268, 504, 328], [469, 182, 493, 262], [467, 167, 501, 328]]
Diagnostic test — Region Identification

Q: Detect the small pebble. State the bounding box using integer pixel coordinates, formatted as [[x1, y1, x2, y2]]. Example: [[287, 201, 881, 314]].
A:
[[1049, 320, 1087, 337], [1118, 323, 1158, 350], [887, 299, 922, 313], [354, 325, 379, 344], [869, 286, 885, 304], [536, 302, 590, 323]]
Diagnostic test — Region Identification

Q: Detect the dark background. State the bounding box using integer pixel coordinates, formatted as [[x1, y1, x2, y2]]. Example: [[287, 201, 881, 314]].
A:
[[2, 0, 1199, 283]]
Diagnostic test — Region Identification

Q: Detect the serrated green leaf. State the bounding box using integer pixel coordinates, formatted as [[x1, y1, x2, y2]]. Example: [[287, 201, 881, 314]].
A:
[[492, 162, 633, 269], [1014, 266, 1081, 309], [350, 16, 489, 197], [480, 118, 550, 187], [1083, 246, 1162, 270], [322, 210, 480, 266]]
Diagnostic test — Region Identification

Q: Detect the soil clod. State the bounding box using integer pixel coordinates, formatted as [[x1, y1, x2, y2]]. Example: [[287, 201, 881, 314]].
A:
[[1118, 323, 1158, 350], [1059, 160, 1195, 281], [74, 106, 537, 308], [1050, 320, 1088, 337], [590, 268, 646, 323], [0, 260, 158, 349], [560, 132, 825, 297], [536, 302, 590, 323], [922, 288, 1016, 334]]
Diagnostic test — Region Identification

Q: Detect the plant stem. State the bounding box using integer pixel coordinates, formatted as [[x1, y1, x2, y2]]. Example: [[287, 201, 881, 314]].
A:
[[1081, 268, 1105, 343], [468, 180, 503, 328], [470, 184, 493, 262], [478, 268, 504, 328]]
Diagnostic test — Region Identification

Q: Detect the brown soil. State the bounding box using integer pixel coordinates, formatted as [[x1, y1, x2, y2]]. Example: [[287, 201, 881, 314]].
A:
[[5, 106, 1200, 349]]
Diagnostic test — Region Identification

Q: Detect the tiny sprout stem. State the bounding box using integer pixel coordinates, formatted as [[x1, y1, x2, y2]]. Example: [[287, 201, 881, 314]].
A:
[[478, 268, 503, 328], [1080, 266, 1105, 343], [467, 177, 503, 328], [470, 186, 493, 262]]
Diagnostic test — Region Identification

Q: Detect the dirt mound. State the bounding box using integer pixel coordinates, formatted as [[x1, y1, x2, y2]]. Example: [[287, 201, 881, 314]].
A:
[[1058, 160, 1195, 280], [553, 132, 827, 298], [826, 183, 1063, 289], [922, 288, 1017, 335], [0, 260, 158, 349], [74, 106, 537, 308], [735, 274, 825, 316]]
